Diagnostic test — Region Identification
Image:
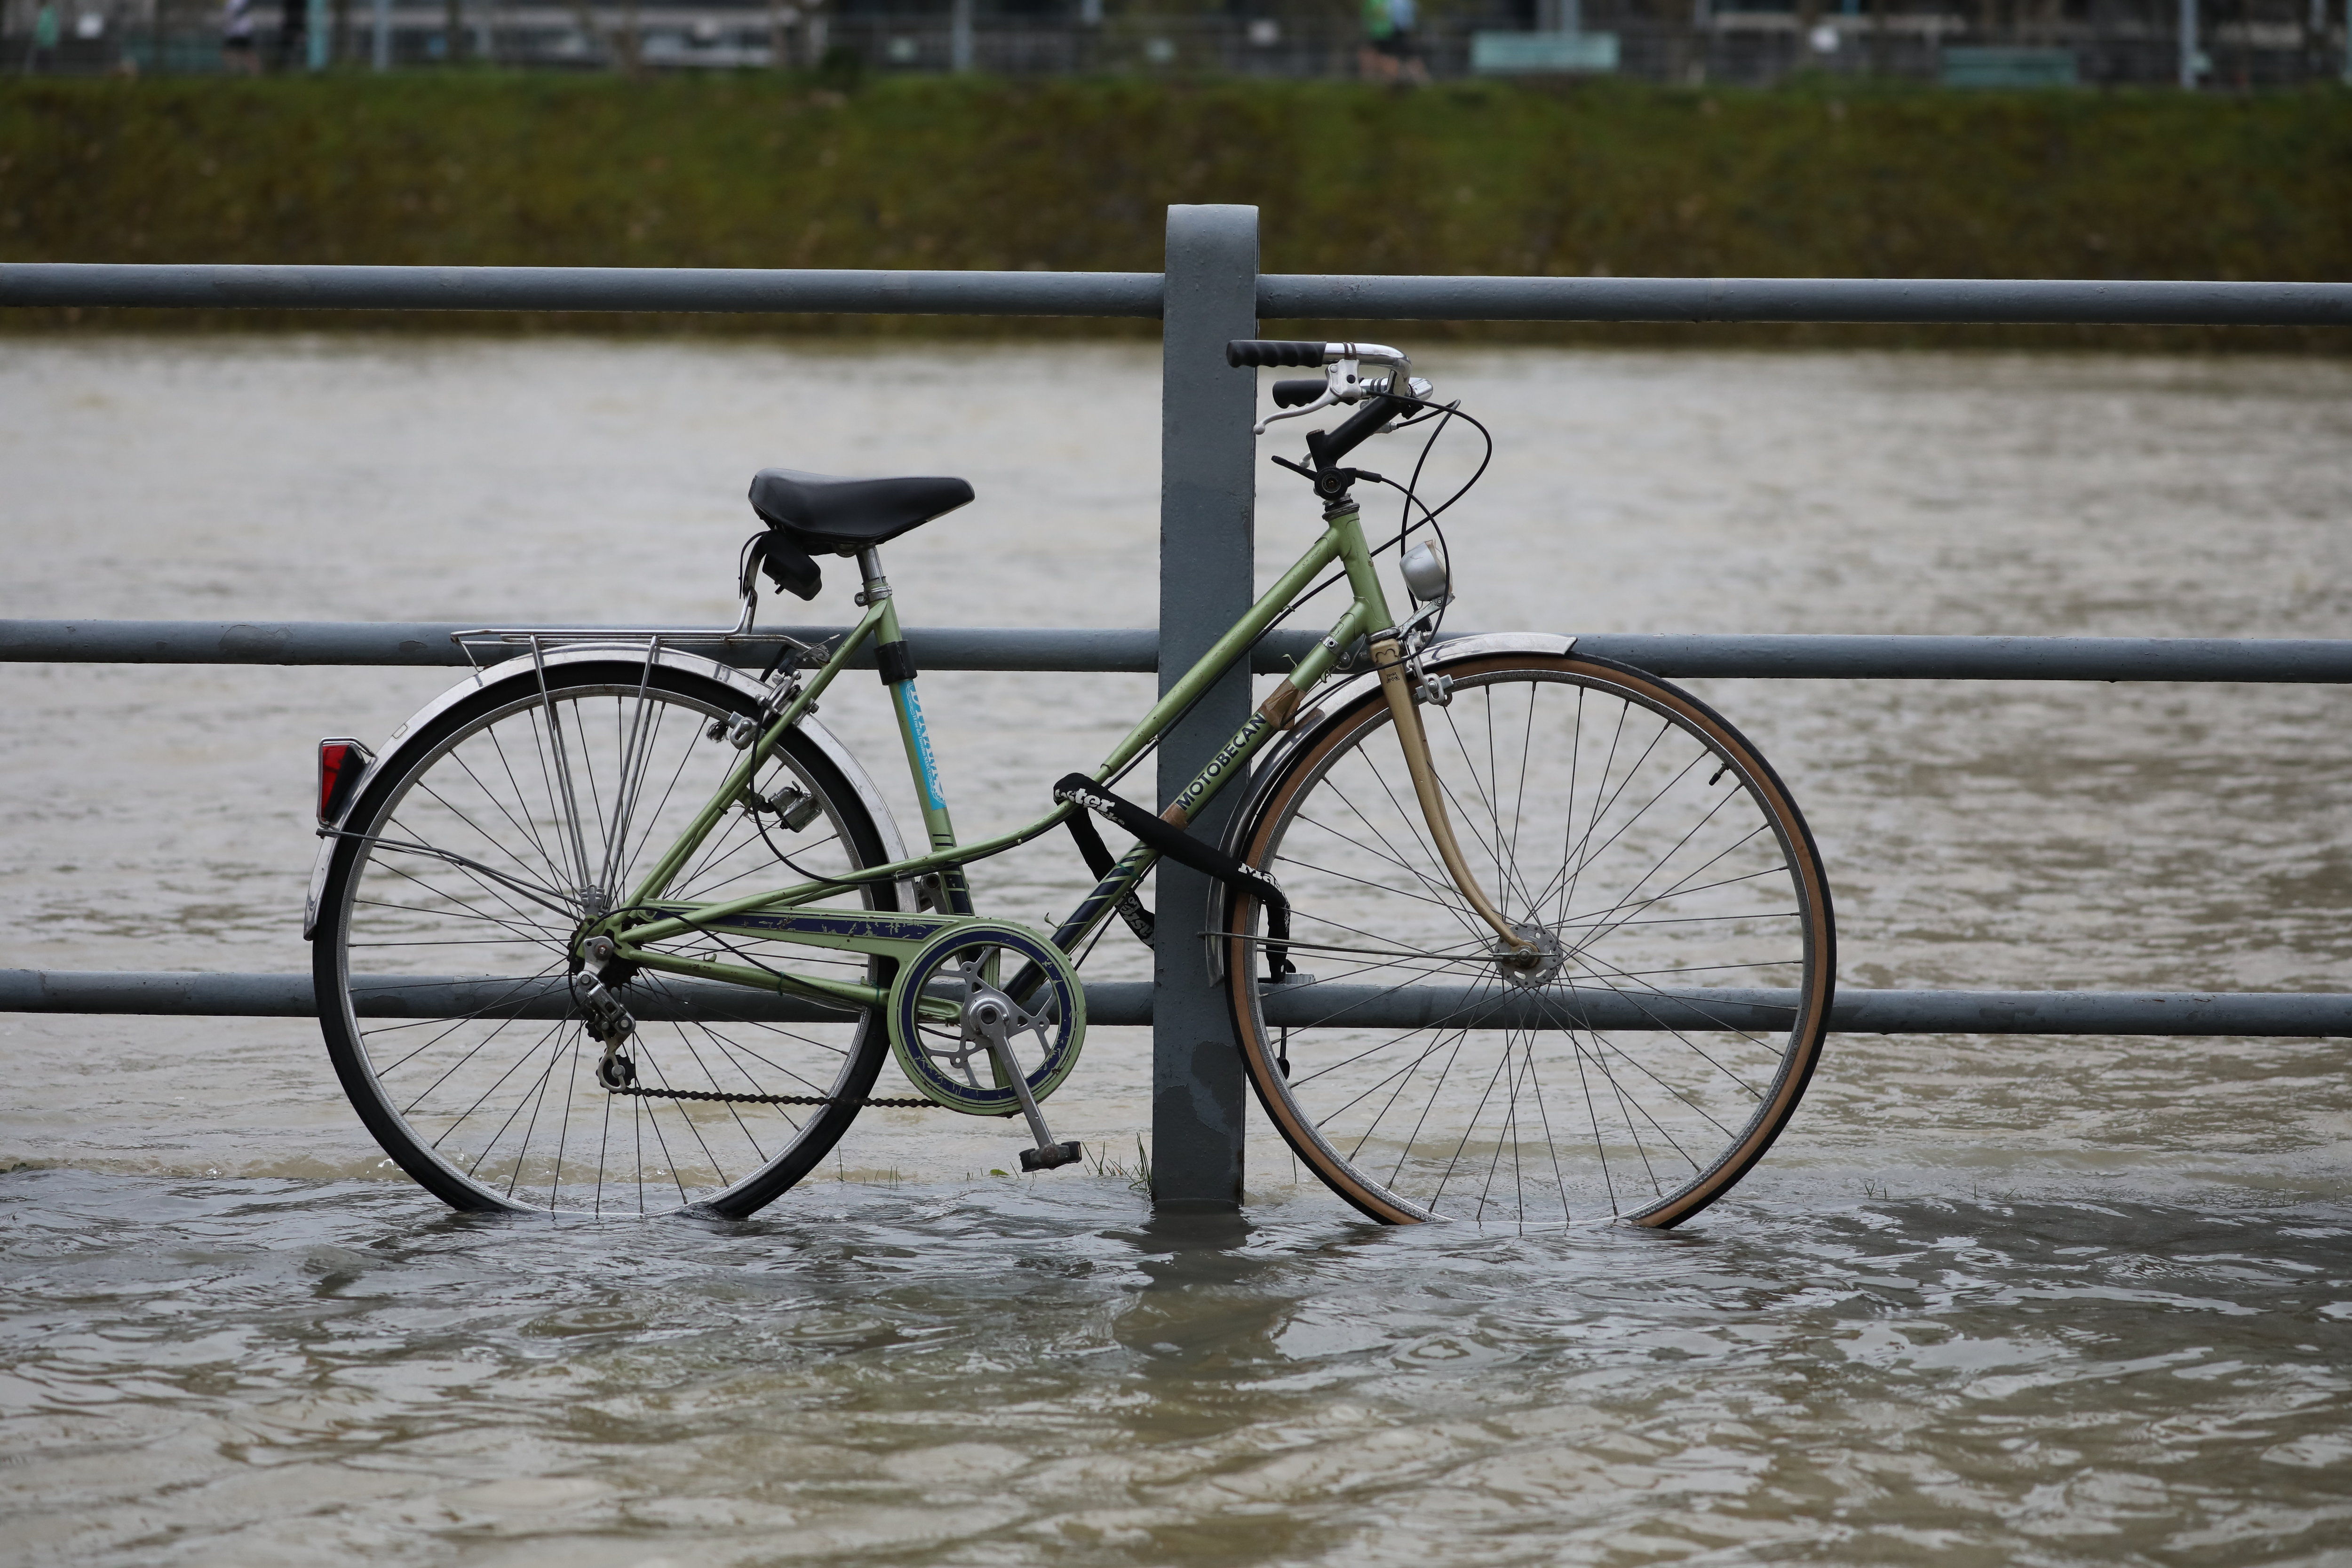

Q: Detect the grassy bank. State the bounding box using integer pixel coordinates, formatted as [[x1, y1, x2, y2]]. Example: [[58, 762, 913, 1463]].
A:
[[3, 75, 2347, 345]]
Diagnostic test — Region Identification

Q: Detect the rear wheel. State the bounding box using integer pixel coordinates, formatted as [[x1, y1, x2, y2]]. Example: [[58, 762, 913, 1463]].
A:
[[1224, 653, 1834, 1228], [313, 659, 899, 1217]]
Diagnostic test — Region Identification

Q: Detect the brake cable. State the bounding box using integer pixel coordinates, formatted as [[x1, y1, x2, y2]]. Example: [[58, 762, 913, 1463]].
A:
[[1101, 392, 1490, 792]]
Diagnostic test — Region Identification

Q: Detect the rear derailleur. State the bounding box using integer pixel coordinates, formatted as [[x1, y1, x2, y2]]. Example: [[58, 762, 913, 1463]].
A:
[[572, 933, 640, 1089]]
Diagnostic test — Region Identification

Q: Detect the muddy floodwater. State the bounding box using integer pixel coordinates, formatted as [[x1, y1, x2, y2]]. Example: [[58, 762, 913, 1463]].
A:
[[3, 337, 2350, 1565]]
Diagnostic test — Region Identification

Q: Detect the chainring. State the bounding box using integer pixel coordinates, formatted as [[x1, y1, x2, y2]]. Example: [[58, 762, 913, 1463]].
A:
[[886, 920, 1087, 1116]]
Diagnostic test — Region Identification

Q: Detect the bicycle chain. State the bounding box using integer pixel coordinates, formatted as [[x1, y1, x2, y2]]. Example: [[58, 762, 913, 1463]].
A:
[[604, 1084, 938, 1110]]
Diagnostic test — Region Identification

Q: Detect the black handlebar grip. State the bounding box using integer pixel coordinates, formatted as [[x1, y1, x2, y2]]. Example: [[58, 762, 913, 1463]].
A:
[[1226, 339, 1327, 369], [1270, 378, 1327, 409]]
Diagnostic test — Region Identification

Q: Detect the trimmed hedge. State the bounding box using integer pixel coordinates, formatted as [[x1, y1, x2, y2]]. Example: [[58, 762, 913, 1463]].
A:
[[2, 74, 2346, 344]]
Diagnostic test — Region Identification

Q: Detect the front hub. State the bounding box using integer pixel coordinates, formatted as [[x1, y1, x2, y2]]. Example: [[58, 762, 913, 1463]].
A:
[[1493, 923, 1566, 989]]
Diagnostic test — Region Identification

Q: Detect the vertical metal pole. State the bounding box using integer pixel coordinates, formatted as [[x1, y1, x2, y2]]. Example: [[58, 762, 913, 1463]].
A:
[[372, 0, 389, 67], [950, 0, 972, 70], [2179, 0, 2197, 86], [1152, 204, 1259, 1212]]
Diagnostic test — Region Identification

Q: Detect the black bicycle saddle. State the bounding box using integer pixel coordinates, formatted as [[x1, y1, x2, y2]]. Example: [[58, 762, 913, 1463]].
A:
[[745, 469, 975, 603], [749, 469, 975, 555]]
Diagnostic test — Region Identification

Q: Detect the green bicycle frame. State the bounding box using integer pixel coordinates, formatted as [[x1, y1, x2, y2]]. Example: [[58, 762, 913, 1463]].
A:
[[604, 495, 1401, 1007]]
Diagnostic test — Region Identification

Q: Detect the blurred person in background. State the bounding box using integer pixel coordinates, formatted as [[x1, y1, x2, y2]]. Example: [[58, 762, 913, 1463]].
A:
[[1359, 0, 1426, 83], [23, 0, 60, 71], [221, 0, 258, 71]]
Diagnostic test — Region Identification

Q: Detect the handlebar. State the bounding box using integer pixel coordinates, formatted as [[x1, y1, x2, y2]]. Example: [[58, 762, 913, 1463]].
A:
[[1227, 339, 1413, 373], [1271, 378, 1327, 409], [1226, 340, 1327, 368], [1234, 338, 1430, 484]]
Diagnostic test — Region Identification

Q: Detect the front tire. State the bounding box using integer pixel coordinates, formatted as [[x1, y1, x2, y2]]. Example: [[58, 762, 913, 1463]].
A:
[[1224, 653, 1835, 1229], [313, 659, 899, 1218]]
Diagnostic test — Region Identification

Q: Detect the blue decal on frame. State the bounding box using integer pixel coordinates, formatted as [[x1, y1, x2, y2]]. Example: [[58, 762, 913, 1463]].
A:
[[897, 681, 947, 810]]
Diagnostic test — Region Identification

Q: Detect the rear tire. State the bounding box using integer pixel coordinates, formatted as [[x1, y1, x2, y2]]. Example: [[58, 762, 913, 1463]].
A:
[[1223, 653, 1834, 1228], [313, 659, 898, 1218]]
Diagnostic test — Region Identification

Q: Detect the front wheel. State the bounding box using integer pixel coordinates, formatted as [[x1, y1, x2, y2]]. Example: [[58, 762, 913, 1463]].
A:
[[312, 657, 901, 1218], [1224, 653, 1835, 1229]]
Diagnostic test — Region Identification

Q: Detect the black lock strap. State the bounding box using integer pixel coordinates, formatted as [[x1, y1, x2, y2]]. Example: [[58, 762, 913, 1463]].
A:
[[1053, 773, 1292, 979], [1062, 806, 1155, 945]]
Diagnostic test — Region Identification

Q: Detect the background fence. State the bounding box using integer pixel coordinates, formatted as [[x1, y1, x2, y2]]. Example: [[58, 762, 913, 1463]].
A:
[[10, 0, 2349, 86]]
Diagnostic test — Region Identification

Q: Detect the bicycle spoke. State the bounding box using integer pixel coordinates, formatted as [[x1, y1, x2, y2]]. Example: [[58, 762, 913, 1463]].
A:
[[443, 743, 573, 899]]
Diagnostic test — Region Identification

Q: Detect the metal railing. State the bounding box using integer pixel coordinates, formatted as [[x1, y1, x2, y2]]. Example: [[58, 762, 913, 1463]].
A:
[[8, 621, 2352, 682], [8, 263, 2351, 326], [5, 213, 2348, 1209]]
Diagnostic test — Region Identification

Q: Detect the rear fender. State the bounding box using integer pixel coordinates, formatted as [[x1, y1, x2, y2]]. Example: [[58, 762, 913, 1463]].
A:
[[302, 642, 910, 939]]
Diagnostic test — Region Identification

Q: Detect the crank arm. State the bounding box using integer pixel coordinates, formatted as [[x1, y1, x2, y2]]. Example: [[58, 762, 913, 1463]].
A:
[[976, 1018, 1082, 1172]]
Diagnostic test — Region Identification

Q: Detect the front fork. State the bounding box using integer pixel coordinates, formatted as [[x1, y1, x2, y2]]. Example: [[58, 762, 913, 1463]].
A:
[[1326, 490, 1535, 957], [1369, 635, 1536, 954]]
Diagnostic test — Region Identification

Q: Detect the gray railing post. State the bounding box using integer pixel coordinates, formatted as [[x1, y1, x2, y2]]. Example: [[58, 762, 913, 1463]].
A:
[[1152, 204, 1261, 1211]]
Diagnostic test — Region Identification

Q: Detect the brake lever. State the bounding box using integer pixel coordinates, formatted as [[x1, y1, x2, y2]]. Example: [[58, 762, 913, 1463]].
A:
[[1252, 352, 1371, 436], [1252, 363, 1438, 438], [1254, 386, 1341, 437]]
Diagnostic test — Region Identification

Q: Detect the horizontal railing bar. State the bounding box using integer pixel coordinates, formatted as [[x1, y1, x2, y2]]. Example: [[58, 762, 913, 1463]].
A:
[[0, 620, 1165, 672], [6, 266, 2347, 328], [1262, 275, 2352, 327], [3, 971, 2346, 1036], [1258, 983, 2352, 1036], [8, 621, 2351, 683], [0, 263, 1166, 317], [1568, 633, 2352, 682]]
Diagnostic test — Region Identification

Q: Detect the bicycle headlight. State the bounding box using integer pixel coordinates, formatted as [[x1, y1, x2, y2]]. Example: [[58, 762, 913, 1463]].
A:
[[1400, 541, 1451, 605]]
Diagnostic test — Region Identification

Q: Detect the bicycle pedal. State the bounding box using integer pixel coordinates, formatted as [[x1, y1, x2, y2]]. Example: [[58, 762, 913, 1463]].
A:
[[1019, 1140, 1084, 1173]]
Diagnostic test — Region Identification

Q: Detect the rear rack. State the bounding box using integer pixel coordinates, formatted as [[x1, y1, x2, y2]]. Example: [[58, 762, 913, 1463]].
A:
[[449, 590, 826, 671]]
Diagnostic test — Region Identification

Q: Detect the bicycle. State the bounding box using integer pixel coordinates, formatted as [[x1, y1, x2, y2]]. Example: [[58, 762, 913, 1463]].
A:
[[306, 340, 1836, 1228]]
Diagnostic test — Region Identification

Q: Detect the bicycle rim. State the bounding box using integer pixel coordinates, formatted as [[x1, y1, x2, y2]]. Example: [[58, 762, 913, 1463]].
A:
[[1226, 653, 1834, 1229], [314, 661, 897, 1218]]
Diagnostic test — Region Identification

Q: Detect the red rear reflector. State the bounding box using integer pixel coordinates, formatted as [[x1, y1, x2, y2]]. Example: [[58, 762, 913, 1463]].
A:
[[318, 738, 373, 827]]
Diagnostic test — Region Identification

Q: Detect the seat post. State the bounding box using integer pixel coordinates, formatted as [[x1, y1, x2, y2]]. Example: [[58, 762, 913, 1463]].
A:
[[855, 546, 890, 602]]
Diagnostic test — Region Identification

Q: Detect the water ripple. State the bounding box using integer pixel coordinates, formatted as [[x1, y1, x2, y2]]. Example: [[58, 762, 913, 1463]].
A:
[[2, 1170, 2348, 1566]]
